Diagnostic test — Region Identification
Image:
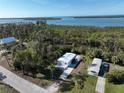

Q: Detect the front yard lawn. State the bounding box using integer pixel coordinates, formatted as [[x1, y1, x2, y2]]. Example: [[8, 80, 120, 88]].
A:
[[0, 82, 19, 93], [61, 76, 97, 93], [105, 63, 124, 93], [105, 79, 124, 93]]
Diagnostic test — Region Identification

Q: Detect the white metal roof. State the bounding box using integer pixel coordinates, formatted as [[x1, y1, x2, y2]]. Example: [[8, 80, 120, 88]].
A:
[[56, 53, 76, 69], [57, 53, 76, 64], [88, 58, 102, 74]]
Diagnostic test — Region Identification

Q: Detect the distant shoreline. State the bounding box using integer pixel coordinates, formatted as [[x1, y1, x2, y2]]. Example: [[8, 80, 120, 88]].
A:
[[23, 17, 62, 21], [73, 15, 124, 18], [0, 17, 62, 21]]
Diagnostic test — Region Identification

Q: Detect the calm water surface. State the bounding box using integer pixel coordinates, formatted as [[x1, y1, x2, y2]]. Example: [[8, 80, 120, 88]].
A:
[[0, 17, 124, 27], [47, 17, 124, 27]]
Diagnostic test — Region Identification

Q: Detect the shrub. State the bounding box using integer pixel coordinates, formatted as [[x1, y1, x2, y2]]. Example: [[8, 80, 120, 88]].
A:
[[13, 62, 22, 70], [106, 70, 124, 84]]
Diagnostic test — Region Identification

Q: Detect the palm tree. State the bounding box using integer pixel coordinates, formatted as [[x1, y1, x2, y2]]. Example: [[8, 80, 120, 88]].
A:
[[0, 44, 11, 67], [48, 64, 55, 80], [71, 74, 86, 93], [3, 52, 11, 67], [111, 56, 119, 65]]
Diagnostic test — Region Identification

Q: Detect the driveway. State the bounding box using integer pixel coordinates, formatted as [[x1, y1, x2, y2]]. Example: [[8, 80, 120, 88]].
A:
[[0, 66, 49, 93], [47, 82, 61, 93], [60, 61, 80, 80], [95, 76, 105, 93]]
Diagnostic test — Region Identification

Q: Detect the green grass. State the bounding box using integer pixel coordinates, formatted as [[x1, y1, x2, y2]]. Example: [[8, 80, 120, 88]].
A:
[[105, 79, 124, 93], [38, 79, 53, 87], [61, 76, 97, 93], [105, 64, 124, 93], [0, 83, 19, 93], [35, 73, 54, 87]]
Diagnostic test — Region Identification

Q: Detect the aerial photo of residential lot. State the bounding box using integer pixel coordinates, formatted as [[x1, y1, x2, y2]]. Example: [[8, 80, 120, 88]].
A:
[[0, 0, 124, 93]]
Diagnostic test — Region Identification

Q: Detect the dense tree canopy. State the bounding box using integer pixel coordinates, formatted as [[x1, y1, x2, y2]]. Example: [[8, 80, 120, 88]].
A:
[[0, 24, 124, 78]]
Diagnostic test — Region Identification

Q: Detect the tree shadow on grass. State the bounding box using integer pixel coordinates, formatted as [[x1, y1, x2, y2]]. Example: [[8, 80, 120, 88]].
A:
[[108, 77, 124, 85], [112, 80, 124, 85]]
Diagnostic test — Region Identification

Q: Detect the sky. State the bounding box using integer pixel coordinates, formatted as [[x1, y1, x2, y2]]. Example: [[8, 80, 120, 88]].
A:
[[0, 0, 124, 18]]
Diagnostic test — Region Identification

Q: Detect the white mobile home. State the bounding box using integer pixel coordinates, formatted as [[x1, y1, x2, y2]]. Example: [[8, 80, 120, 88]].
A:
[[87, 58, 102, 76], [56, 53, 76, 70]]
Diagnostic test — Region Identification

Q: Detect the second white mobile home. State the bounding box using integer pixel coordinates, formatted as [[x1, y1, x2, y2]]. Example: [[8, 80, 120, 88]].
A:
[[87, 58, 102, 76]]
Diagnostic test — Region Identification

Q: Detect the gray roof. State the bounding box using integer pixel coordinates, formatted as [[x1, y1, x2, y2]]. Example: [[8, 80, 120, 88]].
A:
[[0, 37, 16, 44]]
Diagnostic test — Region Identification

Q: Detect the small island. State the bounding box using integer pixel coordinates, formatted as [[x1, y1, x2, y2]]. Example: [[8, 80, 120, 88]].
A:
[[23, 17, 62, 20]]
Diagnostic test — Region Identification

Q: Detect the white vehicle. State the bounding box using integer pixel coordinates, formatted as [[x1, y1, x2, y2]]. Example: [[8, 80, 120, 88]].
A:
[[75, 55, 81, 62]]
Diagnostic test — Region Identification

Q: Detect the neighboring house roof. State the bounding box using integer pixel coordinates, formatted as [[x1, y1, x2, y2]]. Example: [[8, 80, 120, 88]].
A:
[[0, 37, 16, 44], [88, 58, 102, 75]]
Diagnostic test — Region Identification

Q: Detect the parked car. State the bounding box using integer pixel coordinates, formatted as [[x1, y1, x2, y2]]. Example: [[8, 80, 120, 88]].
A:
[[0, 72, 6, 80]]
